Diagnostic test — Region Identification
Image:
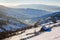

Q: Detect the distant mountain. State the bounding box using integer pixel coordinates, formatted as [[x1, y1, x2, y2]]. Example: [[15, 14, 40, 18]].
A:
[[0, 5, 28, 32], [30, 12, 60, 24], [12, 4, 60, 12], [0, 5, 28, 25], [41, 12, 60, 19], [0, 5, 51, 24], [9, 8, 51, 24], [11, 8, 50, 18], [0, 5, 60, 25]]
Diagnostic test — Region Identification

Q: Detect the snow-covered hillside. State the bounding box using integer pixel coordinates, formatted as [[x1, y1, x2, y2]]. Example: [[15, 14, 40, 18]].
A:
[[3, 25, 60, 40]]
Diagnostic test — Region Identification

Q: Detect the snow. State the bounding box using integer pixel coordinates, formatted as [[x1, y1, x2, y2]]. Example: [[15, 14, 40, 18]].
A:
[[3, 26, 60, 40], [29, 27, 60, 40], [42, 22, 60, 28]]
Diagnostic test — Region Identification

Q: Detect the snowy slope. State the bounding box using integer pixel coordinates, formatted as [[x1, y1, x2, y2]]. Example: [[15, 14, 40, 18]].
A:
[[3, 26, 60, 40], [29, 27, 60, 40]]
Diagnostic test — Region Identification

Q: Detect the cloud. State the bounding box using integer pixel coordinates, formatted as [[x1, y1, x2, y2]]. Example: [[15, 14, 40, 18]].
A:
[[0, 3, 20, 7], [0, 2, 60, 7]]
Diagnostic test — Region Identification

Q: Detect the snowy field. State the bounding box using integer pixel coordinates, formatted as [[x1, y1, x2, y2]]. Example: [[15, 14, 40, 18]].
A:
[[3, 26, 60, 40]]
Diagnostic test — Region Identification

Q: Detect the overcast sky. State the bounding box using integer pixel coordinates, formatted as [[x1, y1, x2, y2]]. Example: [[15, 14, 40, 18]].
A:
[[0, 0, 60, 6]]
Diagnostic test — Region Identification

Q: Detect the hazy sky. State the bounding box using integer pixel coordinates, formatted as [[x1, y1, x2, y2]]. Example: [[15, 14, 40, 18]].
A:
[[0, 0, 60, 6]]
